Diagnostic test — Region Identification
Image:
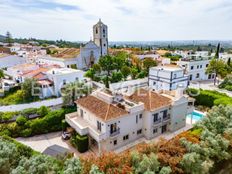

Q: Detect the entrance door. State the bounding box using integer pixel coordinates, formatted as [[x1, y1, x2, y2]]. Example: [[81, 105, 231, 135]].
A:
[[161, 124, 167, 133]]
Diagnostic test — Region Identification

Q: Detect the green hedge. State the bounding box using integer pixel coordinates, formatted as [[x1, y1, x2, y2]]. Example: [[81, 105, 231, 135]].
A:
[[187, 88, 232, 107], [71, 133, 89, 153], [0, 106, 76, 138]]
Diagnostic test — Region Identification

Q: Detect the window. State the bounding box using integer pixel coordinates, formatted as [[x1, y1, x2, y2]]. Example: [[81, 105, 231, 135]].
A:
[[103, 43, 106, 46], [110, 123, 117, 134], [197, 65, 199, 69], [173, 74, 177, 79], [196, 73, 200, 78], [162, 110, 168, 119], [206, 64, 209, 67], [189, 74, 193, 81], [200, 65, 202, 68], [153, 128, 158, 134], [75, 77, 79, 81], [96, 28, 98, 34], [103, 28, 105, 34], [123, 134, 129, 141], [97, 121, 102, 132], [136, 115, 138, 123], [208, 74, 212, 79], [113, 140, 117, 145], [153, 113, 159, 123], [63, 80, 66, 85], [153, 81, 156, 85], [137, 129, 142, 135], [191, 66, 194, 70], [139, 114, 143, 119]]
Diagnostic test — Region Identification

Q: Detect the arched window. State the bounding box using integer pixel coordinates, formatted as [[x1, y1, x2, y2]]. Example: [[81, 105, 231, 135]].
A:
[[96, 28, 98, 34], [103, 28, 105, 34]]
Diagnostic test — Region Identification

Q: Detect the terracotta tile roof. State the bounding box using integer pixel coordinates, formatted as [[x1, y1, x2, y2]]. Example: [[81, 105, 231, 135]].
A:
[[76, 96, 128, 121], [127, 89, 171, 111], [33, 72, 47, 80], [37, 79, 53, 86], [22, 67, 49, 78]]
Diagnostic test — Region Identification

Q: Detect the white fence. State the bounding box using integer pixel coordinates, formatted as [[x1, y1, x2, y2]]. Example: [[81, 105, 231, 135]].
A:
[[0, 97, 63, 112]]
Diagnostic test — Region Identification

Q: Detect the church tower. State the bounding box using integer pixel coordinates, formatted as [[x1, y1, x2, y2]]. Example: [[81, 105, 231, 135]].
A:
[[93, 19, 108, 56]]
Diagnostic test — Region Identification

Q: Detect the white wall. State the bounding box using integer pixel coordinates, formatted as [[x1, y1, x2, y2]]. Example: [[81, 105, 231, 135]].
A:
[[177, 60, 215, 81]]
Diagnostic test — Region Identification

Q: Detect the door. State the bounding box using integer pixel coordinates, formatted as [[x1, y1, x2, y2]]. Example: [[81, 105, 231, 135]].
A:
[[161, 124, 167, 133]]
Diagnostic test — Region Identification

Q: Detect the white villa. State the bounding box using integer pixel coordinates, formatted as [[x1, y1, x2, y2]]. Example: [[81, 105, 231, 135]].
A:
[[149, 65, 189, 91], [177, 56, 215, 81], [5, 63, 85, 98], [66, 88, 194, 154]]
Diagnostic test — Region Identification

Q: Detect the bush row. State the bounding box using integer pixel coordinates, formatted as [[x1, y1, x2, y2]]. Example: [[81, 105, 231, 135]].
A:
[[0, 106, 49, 122], [0, 106, 76, 138]]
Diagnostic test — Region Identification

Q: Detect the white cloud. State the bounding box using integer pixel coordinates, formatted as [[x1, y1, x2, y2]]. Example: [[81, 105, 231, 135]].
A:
[[0, 0, 231, 41]]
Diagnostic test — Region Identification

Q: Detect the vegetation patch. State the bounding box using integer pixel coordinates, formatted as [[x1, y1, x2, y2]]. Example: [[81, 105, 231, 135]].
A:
[[187, 88, 232, 107]]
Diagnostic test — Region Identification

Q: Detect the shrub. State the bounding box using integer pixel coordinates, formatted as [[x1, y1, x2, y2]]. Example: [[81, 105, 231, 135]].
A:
[[1, 112, 17, 121], [71, 134, 89, 153], [20, 128, 32, 137], [20, 108, 38, 117], [16, 115, 28, 126], [36, 106, 49, 117]]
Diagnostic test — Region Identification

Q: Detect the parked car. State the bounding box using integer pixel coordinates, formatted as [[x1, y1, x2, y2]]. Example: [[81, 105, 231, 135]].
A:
[[62, 131, 71, 140]]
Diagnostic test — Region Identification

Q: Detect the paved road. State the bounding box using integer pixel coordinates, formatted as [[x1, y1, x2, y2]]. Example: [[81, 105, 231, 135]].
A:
[[189, 80, 232, 97], [0, 97, 63, 112]]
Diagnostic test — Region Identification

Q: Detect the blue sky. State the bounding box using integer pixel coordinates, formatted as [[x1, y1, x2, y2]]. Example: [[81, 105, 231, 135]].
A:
[[0, 0, 232, 41]]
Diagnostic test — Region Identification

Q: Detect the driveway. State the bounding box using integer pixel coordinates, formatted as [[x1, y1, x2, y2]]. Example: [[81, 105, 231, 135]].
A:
[[16, 132, 93, 157]]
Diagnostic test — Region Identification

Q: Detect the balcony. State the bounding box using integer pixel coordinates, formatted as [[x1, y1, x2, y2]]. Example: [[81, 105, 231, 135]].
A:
[[110, 128, 120, 137], [154, 118, 161, 124], [65, 112, 106, 142], [163, 115, 171, 122]]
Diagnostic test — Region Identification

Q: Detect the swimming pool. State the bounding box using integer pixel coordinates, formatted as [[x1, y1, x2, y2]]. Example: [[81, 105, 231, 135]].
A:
[[187, 111, 205, 122]]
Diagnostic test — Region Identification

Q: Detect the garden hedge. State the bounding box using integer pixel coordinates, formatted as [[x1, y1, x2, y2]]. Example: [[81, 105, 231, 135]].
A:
[[187, 88, 232, 107]]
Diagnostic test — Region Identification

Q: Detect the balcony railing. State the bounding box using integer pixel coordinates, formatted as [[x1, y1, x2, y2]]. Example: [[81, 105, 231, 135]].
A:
[[163, 115, 171, 121], [110, 128, 120, 137], [154, 118, 161, 124]]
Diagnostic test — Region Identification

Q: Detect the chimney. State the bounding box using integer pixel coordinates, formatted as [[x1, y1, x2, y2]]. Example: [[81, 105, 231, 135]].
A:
[[175, 84, 184, 99]]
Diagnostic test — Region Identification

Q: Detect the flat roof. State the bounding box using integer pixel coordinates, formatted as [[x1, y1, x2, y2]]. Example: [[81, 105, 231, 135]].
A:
[[151, 65, 183, 71]]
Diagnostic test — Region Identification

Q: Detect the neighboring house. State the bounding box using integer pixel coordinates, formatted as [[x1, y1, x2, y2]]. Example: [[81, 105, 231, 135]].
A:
[[149, 65, 189, 91], [45, 68, 85, 97], [66, 88, 194, 154], [136, 54, 160, 60], [0, 79, 16, 91], [6, 63, 85, 98], [6, 63, 40, 83], [0, 54, 26, 69], [177, 56, 215, 81], [37, 56, 77, 69]]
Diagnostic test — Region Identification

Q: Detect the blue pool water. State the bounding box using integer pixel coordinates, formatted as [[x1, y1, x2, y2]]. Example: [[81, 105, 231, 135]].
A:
[[187, 111, 204, 122]]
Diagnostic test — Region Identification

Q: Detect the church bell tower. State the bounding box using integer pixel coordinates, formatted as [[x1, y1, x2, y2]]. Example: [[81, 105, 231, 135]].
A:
[[93, 19, 108, 56]]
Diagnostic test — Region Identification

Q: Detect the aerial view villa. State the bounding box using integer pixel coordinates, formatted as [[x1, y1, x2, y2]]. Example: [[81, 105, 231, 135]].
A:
[[1, 0, 232, 173]]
